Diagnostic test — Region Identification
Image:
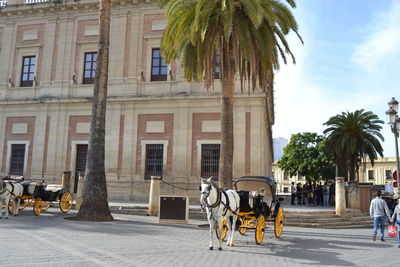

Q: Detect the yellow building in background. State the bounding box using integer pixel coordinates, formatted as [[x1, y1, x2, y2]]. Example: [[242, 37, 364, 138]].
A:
[[272, 157, 399, 194]]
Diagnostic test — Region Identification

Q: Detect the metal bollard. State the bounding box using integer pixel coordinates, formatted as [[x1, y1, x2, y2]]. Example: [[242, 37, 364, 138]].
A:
[[61, 171, 71, 192], [335, 177, 347, 217], [75, 172, 85, 210], [148, 176, 161, 216]]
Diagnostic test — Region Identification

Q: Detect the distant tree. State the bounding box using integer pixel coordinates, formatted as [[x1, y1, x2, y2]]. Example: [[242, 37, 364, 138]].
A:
[[323, 109, 384, 182], [277, 132, 335, 183]]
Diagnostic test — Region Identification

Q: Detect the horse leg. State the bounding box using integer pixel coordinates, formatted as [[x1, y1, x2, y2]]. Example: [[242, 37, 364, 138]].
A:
[[4, 197, 9, 219], [0, 199, 3, 219], [229, 215, 238, 247], [216, 217, 223, 251], [208, 214, 215, 250], [226, 216, 232, 246], [14, 198, 21, 216]]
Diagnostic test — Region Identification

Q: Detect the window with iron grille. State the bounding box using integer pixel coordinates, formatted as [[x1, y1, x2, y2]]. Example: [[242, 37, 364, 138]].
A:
[[368, 170, 375, 180], [145, 144, 164, 179], [151, 48, 168, 81], [9, 144, 25, 175], [83, 52, 97, 84], [385, 170, 392, 180], [201, 144, 220, 179], [20, 56, 36, 87], [214, 48, 221, 79]]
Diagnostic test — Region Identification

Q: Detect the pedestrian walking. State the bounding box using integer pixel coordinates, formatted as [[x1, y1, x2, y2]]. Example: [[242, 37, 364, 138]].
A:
[[389, 198, 400, 248], [369, 191, 391, 241], [291, 182, 296, 205]]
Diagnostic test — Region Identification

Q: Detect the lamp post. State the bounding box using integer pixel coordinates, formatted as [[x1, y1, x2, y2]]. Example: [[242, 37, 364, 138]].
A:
[[386, 97, 400, 196]]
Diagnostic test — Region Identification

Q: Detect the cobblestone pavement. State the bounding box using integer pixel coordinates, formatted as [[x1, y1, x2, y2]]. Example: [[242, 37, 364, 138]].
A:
[[0, 208, 397, 267]]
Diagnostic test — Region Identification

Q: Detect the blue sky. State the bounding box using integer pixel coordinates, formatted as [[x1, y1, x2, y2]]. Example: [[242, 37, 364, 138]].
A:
[[273, 0, 400, 157]]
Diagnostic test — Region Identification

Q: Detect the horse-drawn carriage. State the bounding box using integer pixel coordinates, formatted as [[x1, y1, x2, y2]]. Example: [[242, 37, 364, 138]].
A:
[[200, 176, 284, 249], [2, 176, 73, 216], [218, 176, 284, 244]]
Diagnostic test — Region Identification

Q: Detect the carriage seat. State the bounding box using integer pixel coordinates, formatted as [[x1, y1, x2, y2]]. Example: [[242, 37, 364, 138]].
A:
[[237, 190, 252, 212], [45, 184, 63, 192], [21, 181, 39, 195]]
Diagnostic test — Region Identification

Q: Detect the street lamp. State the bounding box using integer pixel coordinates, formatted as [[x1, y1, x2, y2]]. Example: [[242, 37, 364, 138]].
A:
[[386, 97, 400, 196]]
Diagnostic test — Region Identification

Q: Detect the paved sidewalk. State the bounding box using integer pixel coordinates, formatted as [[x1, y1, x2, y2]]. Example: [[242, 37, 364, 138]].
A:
[[0, 207, 396, 267]]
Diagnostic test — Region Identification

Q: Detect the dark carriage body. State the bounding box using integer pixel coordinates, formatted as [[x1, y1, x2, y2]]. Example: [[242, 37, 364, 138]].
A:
[[234, 176, 280, 218], [33, 184, 65, 202], [227, 176, 284, 243], [19, 181, 71, 215]]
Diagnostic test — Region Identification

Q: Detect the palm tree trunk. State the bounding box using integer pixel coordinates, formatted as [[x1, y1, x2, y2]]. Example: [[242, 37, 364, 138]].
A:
[[219, 42, 235, 190], [76, 0, 113, 221]]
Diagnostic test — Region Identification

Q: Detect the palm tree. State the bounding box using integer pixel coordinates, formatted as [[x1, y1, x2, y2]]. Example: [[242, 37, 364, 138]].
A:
[[323, 109, 384, 182], [159, 0, 302, 189], [76, 0, 113, 221]]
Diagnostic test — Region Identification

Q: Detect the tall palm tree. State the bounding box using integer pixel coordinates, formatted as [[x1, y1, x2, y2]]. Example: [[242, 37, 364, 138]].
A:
[[159, 0, 302, 189], [323, 109, 384, 182], [76, 0, 113, 221]]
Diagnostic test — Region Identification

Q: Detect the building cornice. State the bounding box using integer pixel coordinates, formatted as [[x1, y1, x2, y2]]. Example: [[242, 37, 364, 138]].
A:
[[0, 0, 158, 18]]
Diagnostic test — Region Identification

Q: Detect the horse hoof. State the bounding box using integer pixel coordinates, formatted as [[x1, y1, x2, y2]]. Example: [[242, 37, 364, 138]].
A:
[[218, 247, 222, 251], [209, 247, 213, 250]]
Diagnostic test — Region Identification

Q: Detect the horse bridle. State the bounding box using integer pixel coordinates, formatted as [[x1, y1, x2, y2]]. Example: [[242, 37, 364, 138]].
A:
[[201, 183, 222, 209]]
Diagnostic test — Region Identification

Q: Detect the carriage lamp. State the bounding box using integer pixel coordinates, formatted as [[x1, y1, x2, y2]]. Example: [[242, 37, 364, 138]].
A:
[[386, 97, 400, 196]]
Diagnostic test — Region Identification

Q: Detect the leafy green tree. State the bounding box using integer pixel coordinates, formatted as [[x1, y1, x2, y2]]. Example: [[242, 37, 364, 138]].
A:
[[159, 0, 302, 189], [323, 109, 384, 182], [277, 132, 335, 183]]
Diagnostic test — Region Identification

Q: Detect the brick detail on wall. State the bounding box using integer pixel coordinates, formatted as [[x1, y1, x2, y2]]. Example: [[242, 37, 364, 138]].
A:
[[135, 114, 174, 176], [191, 113, 221, 176], [1, 116, 36, 174], [245, 112, 251, 175], [65, 116, 91, 170]]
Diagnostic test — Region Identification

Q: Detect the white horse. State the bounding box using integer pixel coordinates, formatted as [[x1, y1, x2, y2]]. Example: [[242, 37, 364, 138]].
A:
[[199, 177, 240, 250], [0, 180, 23, 219]]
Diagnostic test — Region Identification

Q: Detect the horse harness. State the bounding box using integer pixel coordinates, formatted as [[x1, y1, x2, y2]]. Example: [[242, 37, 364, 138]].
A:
[[202, 187, 240, 217], [0, 182, 17, 198]]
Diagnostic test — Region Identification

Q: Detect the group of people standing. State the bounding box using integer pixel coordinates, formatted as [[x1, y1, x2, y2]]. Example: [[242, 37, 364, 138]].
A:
[[291, 181, 335, 206]]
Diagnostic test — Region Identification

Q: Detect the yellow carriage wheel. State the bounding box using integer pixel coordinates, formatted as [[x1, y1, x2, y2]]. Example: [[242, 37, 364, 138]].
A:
[[59, 192, 73, 213], [33, 198, 42, 216], [274, 207, 284, 238], [42, 201, 51, 211], [220, 217, 228, 241], [255, 215, 265, 245], [215, 217, 228, 241], [19, 197, 33, 210], [238, 217, 247, 236], [8, 200, 15, 215]]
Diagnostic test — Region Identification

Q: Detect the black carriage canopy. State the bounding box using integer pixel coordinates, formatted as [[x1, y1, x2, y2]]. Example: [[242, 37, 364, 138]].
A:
[[234, 176, 277, 203]]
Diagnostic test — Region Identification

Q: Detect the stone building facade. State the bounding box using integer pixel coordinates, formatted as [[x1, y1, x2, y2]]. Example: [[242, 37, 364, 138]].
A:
[[0, 0, 274, 201]]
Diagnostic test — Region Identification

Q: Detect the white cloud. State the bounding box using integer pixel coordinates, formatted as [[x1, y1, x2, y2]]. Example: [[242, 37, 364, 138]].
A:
[[351, 1, 400, 72], [273, 2, 399, 157]]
